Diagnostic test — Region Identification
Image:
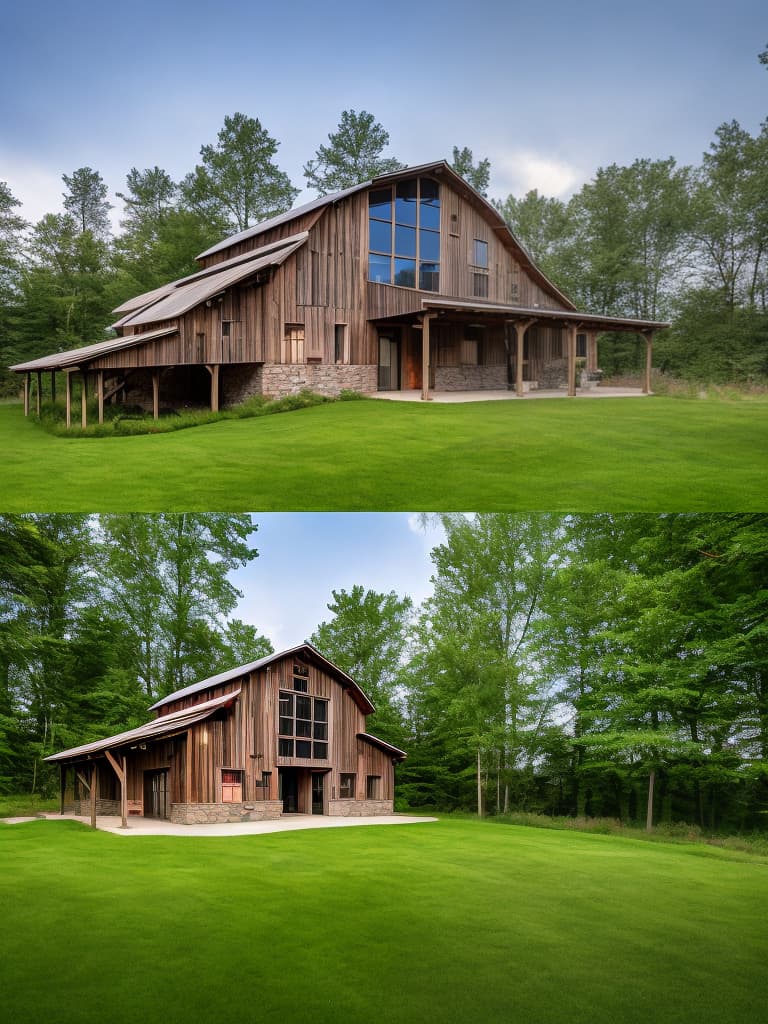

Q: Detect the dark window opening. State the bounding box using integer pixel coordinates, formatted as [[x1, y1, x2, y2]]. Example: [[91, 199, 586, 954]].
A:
[[339, 773, 356, 799]]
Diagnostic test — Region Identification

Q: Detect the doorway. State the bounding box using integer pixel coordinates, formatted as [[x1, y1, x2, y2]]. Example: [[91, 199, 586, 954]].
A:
[[143, 769, 169, 819], [279, 767, 299, 813], [311, 773, 325, 815], [377, 334, 400, 390]]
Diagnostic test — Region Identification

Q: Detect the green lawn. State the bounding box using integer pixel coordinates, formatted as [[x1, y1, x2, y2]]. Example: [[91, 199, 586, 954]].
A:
[[1, 817, 766, 1024], [1, 396, 766, 510]]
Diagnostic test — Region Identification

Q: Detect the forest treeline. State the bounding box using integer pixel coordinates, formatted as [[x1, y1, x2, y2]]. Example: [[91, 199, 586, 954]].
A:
[[2, 513, 766, 833], [1, 105, 766, 395]]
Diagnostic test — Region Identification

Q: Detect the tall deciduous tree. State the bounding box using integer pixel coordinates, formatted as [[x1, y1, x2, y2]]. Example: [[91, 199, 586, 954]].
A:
[[450, 146, 491, 196], [181, 112, 298, 231], [303, 110, 403, 195]]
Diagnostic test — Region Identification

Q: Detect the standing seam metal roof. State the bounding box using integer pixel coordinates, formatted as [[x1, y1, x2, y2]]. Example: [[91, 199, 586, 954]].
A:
[[10, 326, 178, 373]]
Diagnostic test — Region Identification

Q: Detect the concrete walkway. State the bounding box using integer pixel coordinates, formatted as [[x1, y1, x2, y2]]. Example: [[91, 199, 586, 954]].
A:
[[370, 387, 647, 402], [1, 811, 437, 838]]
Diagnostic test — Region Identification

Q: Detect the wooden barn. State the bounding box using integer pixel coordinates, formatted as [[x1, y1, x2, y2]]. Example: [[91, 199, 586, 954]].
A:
[[13, 160, 668, 424], [45, 644, 406, 825]]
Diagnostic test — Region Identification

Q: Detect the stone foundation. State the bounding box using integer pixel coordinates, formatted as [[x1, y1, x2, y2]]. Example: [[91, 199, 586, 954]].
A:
[[433, 364, 506, 391], [73, 798, 120, 815], [221, 363, 263, 406], [169, 801, 283, 824], [261, 363, 377, 399], [327, 799, 394, 817]]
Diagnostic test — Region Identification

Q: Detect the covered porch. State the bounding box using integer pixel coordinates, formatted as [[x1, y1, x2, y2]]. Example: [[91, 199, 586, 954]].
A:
[[372, 299, 669, 401]]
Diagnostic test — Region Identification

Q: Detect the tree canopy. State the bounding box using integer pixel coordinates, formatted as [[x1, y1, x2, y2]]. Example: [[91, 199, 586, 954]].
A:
[[303, 109, 404, 195]]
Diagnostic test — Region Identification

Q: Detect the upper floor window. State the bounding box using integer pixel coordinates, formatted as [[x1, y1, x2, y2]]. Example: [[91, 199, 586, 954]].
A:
[[283, 324, 305, 364], [368, 178, 440, 292], [278, 691, 328, 759], [472, 239, 489, 298]]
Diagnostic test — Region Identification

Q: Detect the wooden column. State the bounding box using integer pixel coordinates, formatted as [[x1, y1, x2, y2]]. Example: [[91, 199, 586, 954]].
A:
[[96, 370, 104, 425], [185, 730, 193, 803], [421, 313, 435, 401], [512, 319, 536, 398], [90, 762, 97, 829], [567, 324, 578, 397], [587, 331, 598, 373], [152, 371, 160, 420], [65, 371, 72, 430], [35, 371, 42, 416], [105, 749, 128, 829], [209, 364, 220, 412], [51, 372, 56, 404], [81, 372, 88, 429], [643, 332, 654, 394], [59, 765, 66, 815], [23, 373, 30, 416]]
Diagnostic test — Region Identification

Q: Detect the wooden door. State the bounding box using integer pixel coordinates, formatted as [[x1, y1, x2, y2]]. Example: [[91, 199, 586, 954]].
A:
[[377, 335, 400, 390], [311, 774, 324, 815], [143, 769, 169, 819]]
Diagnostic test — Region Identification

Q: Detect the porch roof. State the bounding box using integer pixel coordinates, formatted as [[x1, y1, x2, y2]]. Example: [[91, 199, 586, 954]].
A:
[[358, 732, 408, 762], [10, 326, 178, 373], [420, 297, 670, 333], [43, 689, 241, 763]]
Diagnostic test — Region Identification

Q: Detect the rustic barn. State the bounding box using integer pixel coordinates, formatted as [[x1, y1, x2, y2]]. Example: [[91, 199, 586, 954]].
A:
[[12, 161, 669, 425], [45, 644, 406, 826]]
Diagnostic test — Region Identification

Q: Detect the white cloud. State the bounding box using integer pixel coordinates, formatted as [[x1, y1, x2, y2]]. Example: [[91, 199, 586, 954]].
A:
[[489, 148, 585, 200], [0, 156, 64, 224]]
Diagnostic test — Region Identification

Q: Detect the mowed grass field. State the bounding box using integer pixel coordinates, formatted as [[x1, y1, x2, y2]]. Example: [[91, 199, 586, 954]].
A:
[[1, 396, 766, 510], [1, 817, 766, 1024]]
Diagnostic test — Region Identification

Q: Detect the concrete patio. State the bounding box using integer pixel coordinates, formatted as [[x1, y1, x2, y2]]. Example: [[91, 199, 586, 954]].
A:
[[1, 811, 438, 838], [370, 387, 648, 402]]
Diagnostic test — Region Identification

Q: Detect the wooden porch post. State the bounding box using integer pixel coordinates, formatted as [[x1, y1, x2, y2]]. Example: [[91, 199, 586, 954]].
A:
[[65, 371, 72, 430], [35, 371, 42, 416], [421, 313, 435, 401], [210, 364, 220, 412], [96, 370, 104, 425], [23, 373, 30, 416], [643, 332, 654, 394], [512, 319, 536, 398], [51, 371, 56, 404], [59, 765, 66, 815], [90, 762, 97, 829], [566, 324, 579, 397], [587, 331, 598, 373], [104, 749, 128, 828], [152, 370, 160, 420], [81, 372, 88, 429]]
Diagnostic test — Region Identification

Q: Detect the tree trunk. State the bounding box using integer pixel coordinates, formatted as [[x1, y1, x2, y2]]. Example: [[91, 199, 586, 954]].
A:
[[477, 748, 483, 818], [646, 769, 655, 832]]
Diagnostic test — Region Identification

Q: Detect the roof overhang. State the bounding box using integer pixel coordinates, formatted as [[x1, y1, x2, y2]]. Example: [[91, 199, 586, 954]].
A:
[[358, 733, 407, 762], [44, 689, 241, 763], [10, 326, 179, 374]]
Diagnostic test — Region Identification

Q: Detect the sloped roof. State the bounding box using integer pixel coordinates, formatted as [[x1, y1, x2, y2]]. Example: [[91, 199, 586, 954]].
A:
[[10, 326, 178, 373], [420, 297, 670, 332], [358, 733, 407, 762], [44, 689, 241, 763], [117, 234, 307, 328], [195, 161, 575, 310], [149, 643, 376, 715]]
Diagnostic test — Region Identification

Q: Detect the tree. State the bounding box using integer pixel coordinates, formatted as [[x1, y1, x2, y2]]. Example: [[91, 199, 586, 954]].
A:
[[450, 146, 491, 197], [0, 183, 28, 394], [181, 112, 298, 231], [62, 167, 112, 239], [310, 585, 412, 742], [495, 189, 573, 278], [117, 166, 177, 236], [303, 109, 404, 195]]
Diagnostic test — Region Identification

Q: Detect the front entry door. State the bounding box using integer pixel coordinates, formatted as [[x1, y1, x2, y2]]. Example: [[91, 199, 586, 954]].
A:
[[143, 769, 169, 819], [377, 335, 400, 390], [279, 768, 299, 813], [311, 774, 324, 815]]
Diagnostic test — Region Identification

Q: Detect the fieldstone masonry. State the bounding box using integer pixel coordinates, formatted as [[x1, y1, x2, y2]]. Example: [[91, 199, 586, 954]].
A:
[[170, 801, 283, 824], [433, 364, 506, 390], [221, 363, 377, 404], [327, 799, 394, 816]]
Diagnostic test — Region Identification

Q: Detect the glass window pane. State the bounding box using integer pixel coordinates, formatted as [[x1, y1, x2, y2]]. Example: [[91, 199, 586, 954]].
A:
[[394, 258, 416, 288], [279, 693, 293, 715], [369, 218, 392, 253], [395, 224, 417, 257], [419, 229, 440, 261], [296, 740, 312, 758], [473, 272, 489, 298], [292, 678, 308, 692], [297, 719, 312, 737], [314, 700, 327, 722], [279, 738, 293, 757], [279, 717, 293, 735], [296, 696, 311, 720], [395, 180, 418, 225], [313, 742, 328, 759], [420, 178, 439, 202], [368, 188, 392, 220], [369, 254, 391, 284], [420, 263, 440, 292], [313, 722, 327, 740], [473, 239, 489, 268]]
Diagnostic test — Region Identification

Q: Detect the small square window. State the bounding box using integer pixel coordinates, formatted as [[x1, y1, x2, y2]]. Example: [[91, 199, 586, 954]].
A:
[[296, 740, 312, 759], [473, 273, 489, 298], [339, 773, 356, 799], [366, 775, 381, 799], [313, 742, 328, 759]]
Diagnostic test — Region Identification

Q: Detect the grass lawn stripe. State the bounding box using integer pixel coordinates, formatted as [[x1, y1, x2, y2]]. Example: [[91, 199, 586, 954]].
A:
[[1, 818, 766, 1023]]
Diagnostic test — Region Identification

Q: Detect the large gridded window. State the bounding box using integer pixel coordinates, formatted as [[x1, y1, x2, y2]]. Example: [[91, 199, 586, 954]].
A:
[[368, 178, 440, 292], [278, 691, 328, 759]]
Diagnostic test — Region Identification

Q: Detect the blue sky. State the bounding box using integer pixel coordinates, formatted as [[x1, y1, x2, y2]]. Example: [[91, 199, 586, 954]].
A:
[[1, 0, 765, 225], [230, 514, 444, 651]]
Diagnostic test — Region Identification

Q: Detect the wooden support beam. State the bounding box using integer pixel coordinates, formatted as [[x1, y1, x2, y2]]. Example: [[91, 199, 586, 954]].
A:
[[76, 769, 91, 795], [104, 749, 128, 828], [23, 373, 30, 417], [96, 370, 104, 425], [90, 762, 97, 829], [152, 371, 160, 421], [587, 331, 599, 373], [643, 332, 654, 394], [35, 371, 42, 417], [567, 324, 578, 397], [210, 364, 220, 412], [185, 730, 192, 803], [59, 765, 66, 815], [65, 371, 72, 430], [51, 371, 56, 404], [421, 313, 435, 401], [81, 372, 88, 429], [511, 319, 536, 398]]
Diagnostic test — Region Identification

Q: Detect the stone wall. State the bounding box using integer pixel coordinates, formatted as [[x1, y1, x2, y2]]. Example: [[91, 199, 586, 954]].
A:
[[221, 364, 263, 406], [260, 364, 377, 399], [327, 799, 394, 817], [433, 364, 506, 391], [73, 798, 120, 815], [169, 801, 283, 824]]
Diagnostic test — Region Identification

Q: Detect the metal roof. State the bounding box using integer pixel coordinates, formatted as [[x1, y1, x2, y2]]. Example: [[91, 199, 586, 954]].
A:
[[358, 733, 408, 762], [150, 643, 376, 715], [10, 326, 179, 373], [420, 297, 670, 332], [120, 236, 307, 328], [43, 689, 241, 763]]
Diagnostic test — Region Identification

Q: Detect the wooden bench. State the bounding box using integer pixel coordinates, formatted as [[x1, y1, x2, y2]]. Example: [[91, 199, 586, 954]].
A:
[[127, 800, 143, 816]]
